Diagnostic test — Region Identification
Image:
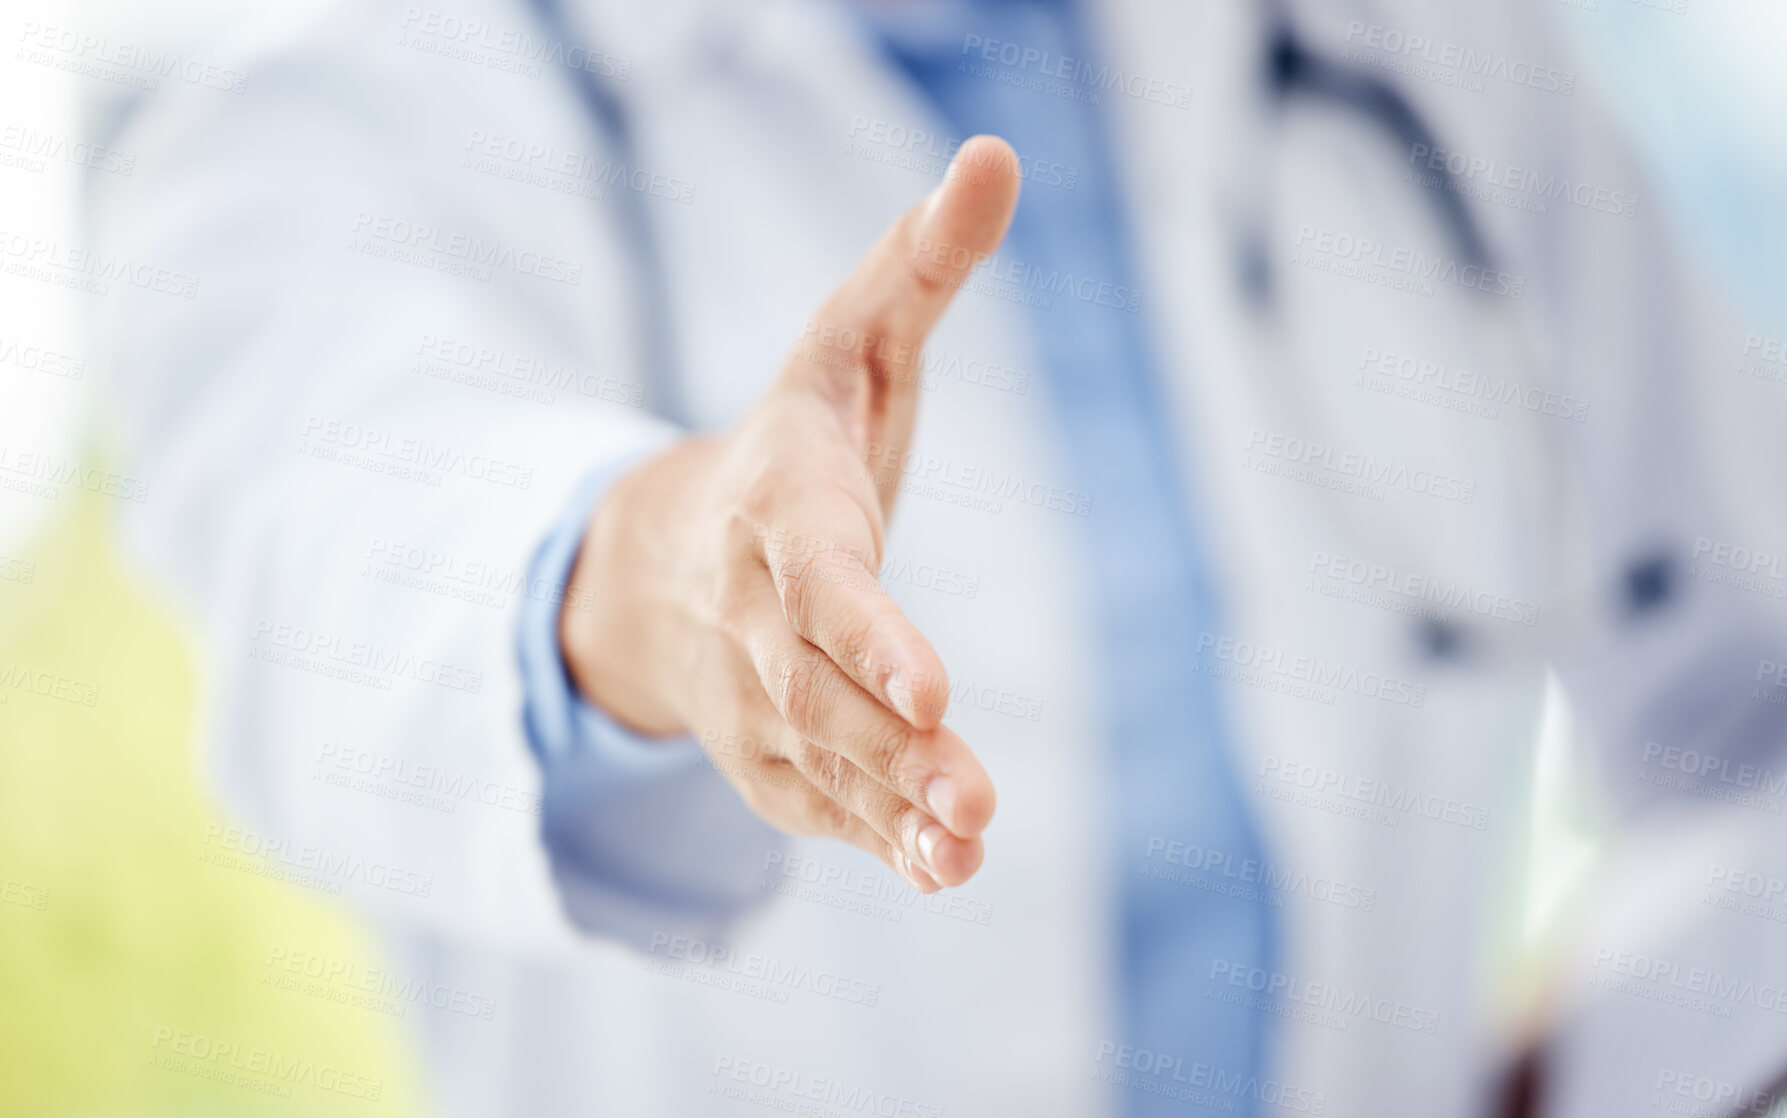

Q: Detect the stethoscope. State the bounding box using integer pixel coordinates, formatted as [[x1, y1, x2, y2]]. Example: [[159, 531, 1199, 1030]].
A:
[[525, 0, 1665, 671], [1253, 16, 1668, 671], [1266, 25, 1493, 270]]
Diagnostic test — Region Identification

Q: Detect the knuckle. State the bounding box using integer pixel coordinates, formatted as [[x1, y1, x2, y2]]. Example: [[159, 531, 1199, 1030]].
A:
[[775, 653, 830, 735], [857, 718, 916, 786], [885, 800, 923, 846], [764, 523, 881, 639], [792, 742, 852, 801], [773, 549, 821, 631], [825, 608, 881, 679], [773, 556, 888, 674]]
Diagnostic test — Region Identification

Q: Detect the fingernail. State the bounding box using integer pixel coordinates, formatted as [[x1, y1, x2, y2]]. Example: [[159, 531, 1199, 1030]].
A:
[[916, 823, 947, 875], [886, 667, 919, 725], [924, 774, 957, 832]]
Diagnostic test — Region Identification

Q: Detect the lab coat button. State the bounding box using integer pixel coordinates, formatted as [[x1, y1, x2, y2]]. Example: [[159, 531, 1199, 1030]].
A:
[[1415, 617, 1467, 662], [1623, 553, 1674, 616]]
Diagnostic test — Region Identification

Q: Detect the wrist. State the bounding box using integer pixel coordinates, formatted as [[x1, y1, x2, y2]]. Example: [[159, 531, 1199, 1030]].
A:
[[561, 436, 716, 737]]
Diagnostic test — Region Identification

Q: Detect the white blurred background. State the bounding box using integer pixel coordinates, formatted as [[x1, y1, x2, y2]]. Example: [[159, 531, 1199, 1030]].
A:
[[1, 0, 334, 557]]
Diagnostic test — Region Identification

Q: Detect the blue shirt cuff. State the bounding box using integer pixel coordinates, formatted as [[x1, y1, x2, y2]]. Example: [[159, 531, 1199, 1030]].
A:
[[516, 447, 705, 778], [515, 444, 784, 947]]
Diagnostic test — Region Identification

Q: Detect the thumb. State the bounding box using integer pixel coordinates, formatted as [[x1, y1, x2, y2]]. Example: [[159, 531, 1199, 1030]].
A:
[[782, 135, 1022, 456]]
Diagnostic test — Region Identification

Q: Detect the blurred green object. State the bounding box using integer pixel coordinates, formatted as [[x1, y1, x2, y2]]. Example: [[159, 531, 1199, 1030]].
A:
[[0, 488, 428, 1118]]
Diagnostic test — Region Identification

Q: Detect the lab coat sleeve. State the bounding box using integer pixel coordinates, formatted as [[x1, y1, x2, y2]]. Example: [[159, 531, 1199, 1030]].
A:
[[1492, 62, 1787, 1113], [85, 0, 777, 960]]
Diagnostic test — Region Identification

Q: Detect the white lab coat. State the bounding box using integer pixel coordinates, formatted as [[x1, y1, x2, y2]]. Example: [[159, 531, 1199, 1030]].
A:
[[87, 0, 1787, 1114]]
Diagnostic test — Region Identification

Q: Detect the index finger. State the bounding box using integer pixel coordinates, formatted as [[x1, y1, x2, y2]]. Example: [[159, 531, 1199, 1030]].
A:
[[759, 507, 951, 731]]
